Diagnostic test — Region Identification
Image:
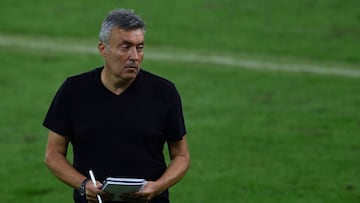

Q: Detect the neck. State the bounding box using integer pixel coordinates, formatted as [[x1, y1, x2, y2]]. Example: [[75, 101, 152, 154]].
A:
[[100, 69, 135, 95]]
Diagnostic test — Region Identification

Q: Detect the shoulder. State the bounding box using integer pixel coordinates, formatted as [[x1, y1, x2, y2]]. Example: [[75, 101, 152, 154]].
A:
[[57, 67, 101, 96], [65, 67, 100, 85], [60, 67, 101, 91], [140, 69, 176, 90], [139, 69, 182, 103]]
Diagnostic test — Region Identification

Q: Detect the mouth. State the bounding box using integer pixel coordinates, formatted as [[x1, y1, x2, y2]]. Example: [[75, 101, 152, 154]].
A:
[[125, 61, 138, 68], [124, 64, 139, 74], [125, 65, 137, 69]]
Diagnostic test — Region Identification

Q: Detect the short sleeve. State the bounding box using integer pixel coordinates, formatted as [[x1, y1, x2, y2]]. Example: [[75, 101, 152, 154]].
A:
[[165, 84, 186, 142], [43, 79, 73, 137]]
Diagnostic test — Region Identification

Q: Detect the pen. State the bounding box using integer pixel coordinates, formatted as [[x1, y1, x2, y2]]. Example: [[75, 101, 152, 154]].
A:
[[89, 170, 103, 203]]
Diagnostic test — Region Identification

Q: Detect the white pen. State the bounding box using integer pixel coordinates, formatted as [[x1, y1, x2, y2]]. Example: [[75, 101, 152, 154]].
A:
[[89, 170, 103, 203]]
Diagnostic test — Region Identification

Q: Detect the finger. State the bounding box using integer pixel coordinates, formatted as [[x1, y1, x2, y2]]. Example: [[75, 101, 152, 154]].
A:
[[96, 181, 103, 189], [86, 194, 98, 202], [87, 198, 97, 203]]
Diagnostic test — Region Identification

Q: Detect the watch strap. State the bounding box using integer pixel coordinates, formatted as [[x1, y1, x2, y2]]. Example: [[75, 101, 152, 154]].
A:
[[78, 178, 90, 196]]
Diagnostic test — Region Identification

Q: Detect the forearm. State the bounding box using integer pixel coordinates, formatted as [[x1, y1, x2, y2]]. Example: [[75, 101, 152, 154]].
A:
[[116, 137, 190, 202], [45, 151, 86, 189], [155, 153, 190, 194], [154, 136, 190, 193]]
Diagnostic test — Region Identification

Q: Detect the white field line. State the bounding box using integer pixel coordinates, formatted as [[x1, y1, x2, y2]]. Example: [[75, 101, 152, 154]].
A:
[[0, 35, 359, 78]]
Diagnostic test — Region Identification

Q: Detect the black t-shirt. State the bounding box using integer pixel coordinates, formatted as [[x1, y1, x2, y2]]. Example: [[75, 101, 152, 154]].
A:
[[43, 67, 186, 203]]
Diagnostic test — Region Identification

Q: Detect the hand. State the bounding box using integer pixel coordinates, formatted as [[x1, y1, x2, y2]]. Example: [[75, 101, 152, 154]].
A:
[[120, 181, 161, 203], [85, 181, 110, 203]]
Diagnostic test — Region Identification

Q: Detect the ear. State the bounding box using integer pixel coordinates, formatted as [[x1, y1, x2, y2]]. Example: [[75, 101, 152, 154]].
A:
[[98, 42, 106, 57]]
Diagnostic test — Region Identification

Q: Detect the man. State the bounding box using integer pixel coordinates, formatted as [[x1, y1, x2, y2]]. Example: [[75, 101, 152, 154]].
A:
[[43, 9, 190, 203]]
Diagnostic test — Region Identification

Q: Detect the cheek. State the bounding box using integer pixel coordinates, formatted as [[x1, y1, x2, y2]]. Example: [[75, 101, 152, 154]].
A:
[[108, 51, 128, 62], [120, 55, 130, 63]]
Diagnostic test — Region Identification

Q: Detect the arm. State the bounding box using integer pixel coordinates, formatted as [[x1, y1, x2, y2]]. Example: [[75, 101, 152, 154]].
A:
[[44, 130, 103, 201], [156, 135, 191, 191], [134, 135, 190, 201], [45, 130, 86, 188]]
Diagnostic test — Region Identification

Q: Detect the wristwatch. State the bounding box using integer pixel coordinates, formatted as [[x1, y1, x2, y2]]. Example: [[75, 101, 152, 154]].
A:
[[78, 178, 90, 196]]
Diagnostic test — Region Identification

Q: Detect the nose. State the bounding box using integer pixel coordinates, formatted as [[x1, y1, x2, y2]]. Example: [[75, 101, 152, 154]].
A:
[[129, 47, 139, 61]]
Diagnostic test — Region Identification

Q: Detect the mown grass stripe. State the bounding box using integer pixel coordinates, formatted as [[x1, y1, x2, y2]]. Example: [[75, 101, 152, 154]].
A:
[[0, 35, 359, 78]]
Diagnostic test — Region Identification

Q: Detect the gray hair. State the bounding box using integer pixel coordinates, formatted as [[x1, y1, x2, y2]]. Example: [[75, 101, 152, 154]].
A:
[[99, 9, 145, 46]]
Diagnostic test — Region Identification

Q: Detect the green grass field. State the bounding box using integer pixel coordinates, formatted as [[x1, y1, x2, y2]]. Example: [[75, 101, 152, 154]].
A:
[[0, 0, 359, 202]]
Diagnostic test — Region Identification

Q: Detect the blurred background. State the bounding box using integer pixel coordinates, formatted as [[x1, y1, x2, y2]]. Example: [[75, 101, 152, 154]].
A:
[[0, 0, 359, 202]]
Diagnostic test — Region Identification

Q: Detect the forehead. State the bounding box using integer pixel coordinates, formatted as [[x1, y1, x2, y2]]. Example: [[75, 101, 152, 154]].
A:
[[109, 28, 145, 44]]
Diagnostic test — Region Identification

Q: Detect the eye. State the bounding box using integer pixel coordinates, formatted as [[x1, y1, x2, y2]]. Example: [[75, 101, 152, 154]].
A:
[[119, 45, 130, 51], [136, 45, 144, 52]]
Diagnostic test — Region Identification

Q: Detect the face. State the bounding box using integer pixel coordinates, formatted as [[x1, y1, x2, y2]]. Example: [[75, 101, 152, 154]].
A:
[[98, 28, 145, 81]]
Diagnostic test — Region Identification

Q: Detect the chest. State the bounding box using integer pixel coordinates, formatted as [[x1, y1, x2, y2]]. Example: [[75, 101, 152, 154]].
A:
[[69, 88, 169, 145]]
